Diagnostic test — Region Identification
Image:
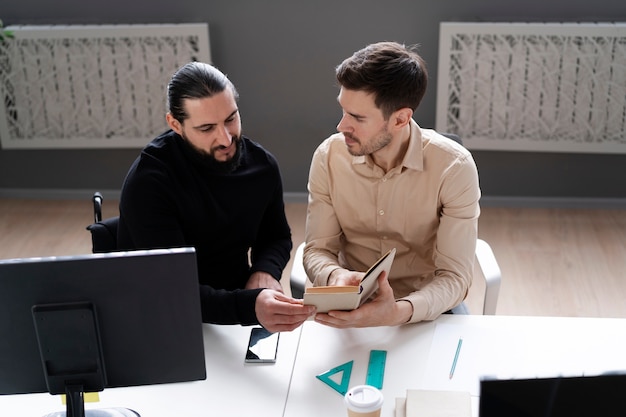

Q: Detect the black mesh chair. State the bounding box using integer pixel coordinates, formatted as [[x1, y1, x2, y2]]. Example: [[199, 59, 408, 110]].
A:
[[86, 192, 119, 253]]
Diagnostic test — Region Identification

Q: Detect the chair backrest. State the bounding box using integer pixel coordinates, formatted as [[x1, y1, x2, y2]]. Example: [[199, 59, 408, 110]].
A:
[[441, 132, 462, 145], [86, 217, 119, 253], [86, 192, 119, 253]]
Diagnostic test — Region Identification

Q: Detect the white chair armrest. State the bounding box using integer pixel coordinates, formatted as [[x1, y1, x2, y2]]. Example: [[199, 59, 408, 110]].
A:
[[475, 238, 502, 315], [289, 242, 307, 299]]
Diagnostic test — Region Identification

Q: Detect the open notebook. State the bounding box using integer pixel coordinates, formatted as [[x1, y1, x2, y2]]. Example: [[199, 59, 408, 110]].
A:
[[303, 248, 396, 313]]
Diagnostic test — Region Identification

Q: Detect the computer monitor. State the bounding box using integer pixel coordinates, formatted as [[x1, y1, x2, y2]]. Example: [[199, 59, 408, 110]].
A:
[[0, 247, 206, 417], [479, 373, 626, 417]]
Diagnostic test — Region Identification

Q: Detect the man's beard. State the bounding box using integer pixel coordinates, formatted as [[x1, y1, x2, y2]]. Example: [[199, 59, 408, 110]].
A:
[[345, 125, 392, 157], [182, 133, 243, 174]]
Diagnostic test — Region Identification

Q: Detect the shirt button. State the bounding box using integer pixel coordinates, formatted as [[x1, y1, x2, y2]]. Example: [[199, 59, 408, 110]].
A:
[[382, 236, 388, 240], [379, 209, 385, 215], [382, 177, 387, 182]]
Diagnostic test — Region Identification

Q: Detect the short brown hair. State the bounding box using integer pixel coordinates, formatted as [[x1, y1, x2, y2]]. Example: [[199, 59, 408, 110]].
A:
[[336, 42, 428, 119]]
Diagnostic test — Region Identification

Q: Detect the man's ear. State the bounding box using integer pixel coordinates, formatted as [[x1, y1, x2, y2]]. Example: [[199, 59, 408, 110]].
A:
[[389, 108, 413, 131], [166, 113, 183, 135]]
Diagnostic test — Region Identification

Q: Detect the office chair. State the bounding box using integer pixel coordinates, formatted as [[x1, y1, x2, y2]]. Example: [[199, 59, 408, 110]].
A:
[[290, 132, 503, 315], [86, 192, 119, 253]]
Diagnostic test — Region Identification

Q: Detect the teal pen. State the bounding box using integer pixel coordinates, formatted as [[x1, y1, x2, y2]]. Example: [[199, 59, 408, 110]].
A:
[[449, 338, 463, 379]]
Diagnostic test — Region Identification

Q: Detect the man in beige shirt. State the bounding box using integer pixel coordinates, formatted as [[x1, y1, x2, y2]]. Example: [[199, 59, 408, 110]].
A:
[[304, 42, 481, 327]]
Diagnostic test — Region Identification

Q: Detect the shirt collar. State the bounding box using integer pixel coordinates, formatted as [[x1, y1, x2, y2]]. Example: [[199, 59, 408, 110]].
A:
[[351, 119, 424, 172], [402, 119, 424, 172]]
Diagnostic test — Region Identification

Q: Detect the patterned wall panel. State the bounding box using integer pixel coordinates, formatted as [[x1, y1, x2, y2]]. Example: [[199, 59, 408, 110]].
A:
[[0, 24, 211, 149], [436, 22, 626, 154]]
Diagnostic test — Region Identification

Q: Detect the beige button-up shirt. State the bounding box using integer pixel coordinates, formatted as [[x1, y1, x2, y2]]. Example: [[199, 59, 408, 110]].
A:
[[304, 120, 481, 323]]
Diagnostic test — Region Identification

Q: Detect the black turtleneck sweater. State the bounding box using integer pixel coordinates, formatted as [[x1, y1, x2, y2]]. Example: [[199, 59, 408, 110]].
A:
[[118, 129, 292, 325]]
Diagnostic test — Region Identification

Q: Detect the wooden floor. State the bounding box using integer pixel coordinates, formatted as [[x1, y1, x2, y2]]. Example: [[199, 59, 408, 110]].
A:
[[1, 199, 625, 318]]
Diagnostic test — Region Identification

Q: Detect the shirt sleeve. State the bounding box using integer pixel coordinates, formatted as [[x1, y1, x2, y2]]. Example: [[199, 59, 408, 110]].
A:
[[199, 286, 262, 325], [248, 155, 293, 281], [401, 152, 481, 322], [303, 139, 345, 286]]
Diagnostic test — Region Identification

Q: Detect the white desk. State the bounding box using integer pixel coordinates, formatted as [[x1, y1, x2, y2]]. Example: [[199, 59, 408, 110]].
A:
[[0, 324, 301, 417], [283, 315, 626, 417], [4, 315, 626, 417]]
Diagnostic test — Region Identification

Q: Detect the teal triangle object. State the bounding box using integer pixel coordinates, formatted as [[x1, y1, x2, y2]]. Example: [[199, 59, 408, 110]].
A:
[[316, 360, 353, 395]]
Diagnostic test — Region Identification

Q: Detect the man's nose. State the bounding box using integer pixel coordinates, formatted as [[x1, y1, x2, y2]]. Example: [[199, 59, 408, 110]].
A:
[[337, 114, 351, 132], [216, 125, 233, 146]]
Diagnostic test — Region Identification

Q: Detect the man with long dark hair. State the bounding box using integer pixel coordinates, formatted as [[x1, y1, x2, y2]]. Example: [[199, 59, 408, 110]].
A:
[[119, 62, 315, 332]]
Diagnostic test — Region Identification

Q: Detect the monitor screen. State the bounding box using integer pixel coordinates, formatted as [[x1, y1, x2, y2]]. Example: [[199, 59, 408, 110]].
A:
[[480, 373, 626, 417], [0, 247, 206, 400]]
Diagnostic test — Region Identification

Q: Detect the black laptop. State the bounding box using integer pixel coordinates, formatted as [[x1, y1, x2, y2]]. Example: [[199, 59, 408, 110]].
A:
[[479, 373, 626, 417]]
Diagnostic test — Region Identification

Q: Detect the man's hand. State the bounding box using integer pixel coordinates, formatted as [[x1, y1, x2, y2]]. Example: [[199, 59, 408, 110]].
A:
[[328, 268, 364, 286], [255, 290, 317, 333], [313, 272, 413, 328], [246, 271, 284, 292]]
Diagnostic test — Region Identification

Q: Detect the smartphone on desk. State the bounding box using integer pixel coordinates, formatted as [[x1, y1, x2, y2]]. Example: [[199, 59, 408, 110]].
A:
[[245, 326, 279, 363]]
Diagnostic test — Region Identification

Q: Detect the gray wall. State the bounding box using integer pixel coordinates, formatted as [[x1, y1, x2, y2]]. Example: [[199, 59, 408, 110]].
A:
[[1, 0, 626, 204]]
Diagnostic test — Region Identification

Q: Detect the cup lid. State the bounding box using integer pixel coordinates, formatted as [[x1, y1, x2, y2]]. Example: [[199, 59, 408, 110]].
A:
[[344, 385, 384, 412]]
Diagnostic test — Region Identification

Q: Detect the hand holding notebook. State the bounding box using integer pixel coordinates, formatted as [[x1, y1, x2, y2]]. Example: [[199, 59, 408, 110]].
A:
[[303, 248, 396, 313]]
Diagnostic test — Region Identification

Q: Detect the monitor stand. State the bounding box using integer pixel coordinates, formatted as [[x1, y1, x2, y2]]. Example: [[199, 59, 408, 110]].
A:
[[40, 384, 141, 417], [33, 303, 141, 417]]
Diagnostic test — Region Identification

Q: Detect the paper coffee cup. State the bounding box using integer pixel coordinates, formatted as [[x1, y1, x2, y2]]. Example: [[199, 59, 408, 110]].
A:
[[344, 385, 384, 417]]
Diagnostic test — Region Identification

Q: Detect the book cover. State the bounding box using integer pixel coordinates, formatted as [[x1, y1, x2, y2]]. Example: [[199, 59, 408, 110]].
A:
[[405, 389, 471, 417], [303, 248, 396, 313]]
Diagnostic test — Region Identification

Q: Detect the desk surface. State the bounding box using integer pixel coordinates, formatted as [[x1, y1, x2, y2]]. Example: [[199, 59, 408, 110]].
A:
[[284, 315, 626, 417], [3, 315, 626, 417], [0, 324, 301, 417]]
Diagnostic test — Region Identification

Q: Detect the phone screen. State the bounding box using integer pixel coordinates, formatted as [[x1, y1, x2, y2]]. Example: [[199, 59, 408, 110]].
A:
[[245, 326, 279, 363]]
